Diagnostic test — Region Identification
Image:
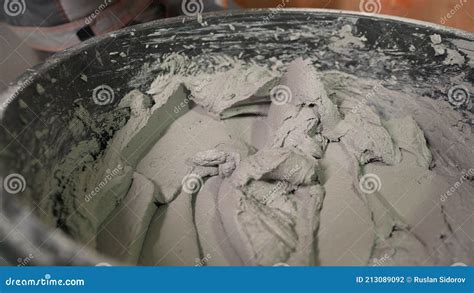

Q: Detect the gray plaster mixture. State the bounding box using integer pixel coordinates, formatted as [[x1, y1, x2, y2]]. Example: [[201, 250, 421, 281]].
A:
[[33, 47, 473, 266]]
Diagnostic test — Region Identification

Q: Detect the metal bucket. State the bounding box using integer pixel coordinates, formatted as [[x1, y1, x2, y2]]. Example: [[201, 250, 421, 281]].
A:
[[0, 9, 472, 266]]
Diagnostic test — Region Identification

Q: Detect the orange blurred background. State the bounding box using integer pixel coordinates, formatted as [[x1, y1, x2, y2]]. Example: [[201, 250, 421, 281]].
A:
[[234, 0, 474, 32]]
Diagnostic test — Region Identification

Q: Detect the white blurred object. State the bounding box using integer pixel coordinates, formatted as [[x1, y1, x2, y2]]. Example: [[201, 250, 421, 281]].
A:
[[0, 24, 40, 93]]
